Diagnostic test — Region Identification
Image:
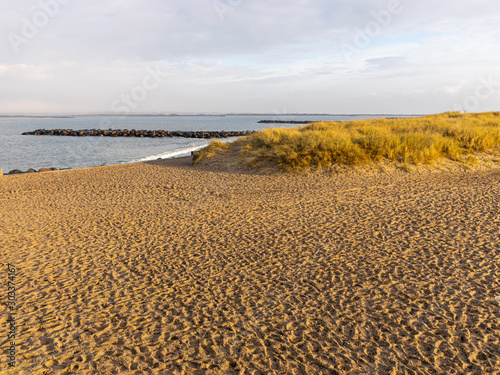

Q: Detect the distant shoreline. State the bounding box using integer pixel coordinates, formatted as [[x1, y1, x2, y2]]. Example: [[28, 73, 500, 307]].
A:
[[0, 113, 427, 118]]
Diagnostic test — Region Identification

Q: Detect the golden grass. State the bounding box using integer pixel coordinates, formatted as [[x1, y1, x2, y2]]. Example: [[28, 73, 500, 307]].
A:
[[193, 112, 500, 172], [192, 140, 230, 164]]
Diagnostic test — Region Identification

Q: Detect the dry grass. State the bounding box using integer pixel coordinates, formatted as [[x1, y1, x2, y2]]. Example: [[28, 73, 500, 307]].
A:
[[192, 140, 230, 164], [193, 112, 500, 172]]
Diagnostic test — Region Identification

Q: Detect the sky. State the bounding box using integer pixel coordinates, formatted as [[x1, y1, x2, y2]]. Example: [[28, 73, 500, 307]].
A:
[[1, 0, 500, 115]]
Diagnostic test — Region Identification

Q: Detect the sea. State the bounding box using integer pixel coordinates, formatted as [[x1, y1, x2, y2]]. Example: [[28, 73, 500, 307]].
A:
[[0, 114, 391, 173]]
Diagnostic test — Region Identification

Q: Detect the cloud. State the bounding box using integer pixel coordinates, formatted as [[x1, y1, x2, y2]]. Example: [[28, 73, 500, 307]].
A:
[[0, 63, 58, 80], [1, 0, 500, 113]]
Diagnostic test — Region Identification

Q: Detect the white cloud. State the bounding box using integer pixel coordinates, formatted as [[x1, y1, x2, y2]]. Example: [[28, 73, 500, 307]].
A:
[[1, 0, 500, 113], [0, 64, 52, 80]]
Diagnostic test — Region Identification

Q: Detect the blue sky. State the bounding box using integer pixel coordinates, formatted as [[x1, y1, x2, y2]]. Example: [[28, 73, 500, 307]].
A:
[[1, 0, 500, 114]]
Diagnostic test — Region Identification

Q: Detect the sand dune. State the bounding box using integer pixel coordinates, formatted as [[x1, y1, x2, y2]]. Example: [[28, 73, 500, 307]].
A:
[[1, 159, 500, 374]]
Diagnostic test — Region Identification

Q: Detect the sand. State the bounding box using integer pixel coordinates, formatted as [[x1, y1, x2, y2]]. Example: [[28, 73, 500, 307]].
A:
[[1, 158, 500, 374]]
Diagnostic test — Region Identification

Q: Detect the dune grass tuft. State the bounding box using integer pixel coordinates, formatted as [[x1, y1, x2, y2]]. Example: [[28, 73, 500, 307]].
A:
[[193, 112, 500, 172], [192, 140, 230, 164]]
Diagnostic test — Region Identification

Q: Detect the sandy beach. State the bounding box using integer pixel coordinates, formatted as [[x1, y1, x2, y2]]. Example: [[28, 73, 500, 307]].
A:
[[1, 158, 500, 374]]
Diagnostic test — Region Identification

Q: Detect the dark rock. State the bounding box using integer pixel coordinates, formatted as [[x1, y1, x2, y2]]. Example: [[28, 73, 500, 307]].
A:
[[26, 168, 36, 173], [9, 169, 23, 174], [21, 128, 257, 138], [38, 168, 52, 172]]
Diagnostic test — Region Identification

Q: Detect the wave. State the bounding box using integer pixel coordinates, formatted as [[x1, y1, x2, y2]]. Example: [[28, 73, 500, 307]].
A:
[[131, 143, 210, 163], [129, 137, 239, 164]]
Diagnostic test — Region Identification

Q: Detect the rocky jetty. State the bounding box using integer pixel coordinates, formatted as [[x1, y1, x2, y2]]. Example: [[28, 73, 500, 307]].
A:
[[7, 167, 58, 175], [22, 129, 255, 138], [258, 120, 313, 124]]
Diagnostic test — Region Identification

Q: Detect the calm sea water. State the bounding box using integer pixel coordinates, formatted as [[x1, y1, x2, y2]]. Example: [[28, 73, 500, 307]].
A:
[[0, 115, 386, 173]]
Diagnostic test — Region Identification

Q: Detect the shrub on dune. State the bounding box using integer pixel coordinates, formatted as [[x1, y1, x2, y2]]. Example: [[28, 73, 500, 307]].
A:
[[193, 112, 500, 172]]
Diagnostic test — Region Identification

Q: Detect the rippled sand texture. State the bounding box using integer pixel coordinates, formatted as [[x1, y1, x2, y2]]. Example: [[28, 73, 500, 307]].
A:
[[1, 159, 500, 374]]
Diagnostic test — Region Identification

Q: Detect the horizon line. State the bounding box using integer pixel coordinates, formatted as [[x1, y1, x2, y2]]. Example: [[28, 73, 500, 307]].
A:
[[0, 112, 434, 118]]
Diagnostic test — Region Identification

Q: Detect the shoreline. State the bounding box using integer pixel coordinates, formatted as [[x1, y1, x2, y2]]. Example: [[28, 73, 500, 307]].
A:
[[2, 155, 194, 176], [4, 152, 500, 177], [0, 113, 434, 177]]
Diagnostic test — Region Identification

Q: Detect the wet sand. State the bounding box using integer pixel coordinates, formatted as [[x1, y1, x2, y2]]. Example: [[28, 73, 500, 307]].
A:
[[1, 158, 500, 374]]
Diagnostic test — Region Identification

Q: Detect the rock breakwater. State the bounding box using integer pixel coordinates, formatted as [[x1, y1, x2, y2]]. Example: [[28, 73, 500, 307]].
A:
[[22, 129, 255, 138]]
